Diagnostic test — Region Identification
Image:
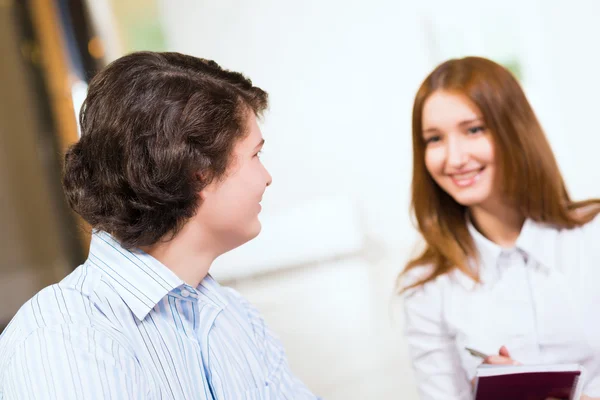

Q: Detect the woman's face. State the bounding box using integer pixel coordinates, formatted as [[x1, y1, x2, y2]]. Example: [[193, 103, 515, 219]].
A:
[[421, 90, 499, 208]]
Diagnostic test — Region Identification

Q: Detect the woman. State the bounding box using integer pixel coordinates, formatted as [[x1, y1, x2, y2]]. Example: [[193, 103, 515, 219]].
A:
[[399, 56, 600, 400]]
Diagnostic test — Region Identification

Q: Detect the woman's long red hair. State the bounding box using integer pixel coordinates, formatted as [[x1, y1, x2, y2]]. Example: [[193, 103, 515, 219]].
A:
[[399, 57, 600, 292]]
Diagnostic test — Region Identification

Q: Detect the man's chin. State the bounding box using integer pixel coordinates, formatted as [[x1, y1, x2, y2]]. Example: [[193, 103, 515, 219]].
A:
[[242, 221, 262, 243]]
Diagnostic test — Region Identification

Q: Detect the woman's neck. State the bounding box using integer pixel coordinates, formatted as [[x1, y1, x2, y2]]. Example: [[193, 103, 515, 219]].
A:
[[469, 201, 525, 248]]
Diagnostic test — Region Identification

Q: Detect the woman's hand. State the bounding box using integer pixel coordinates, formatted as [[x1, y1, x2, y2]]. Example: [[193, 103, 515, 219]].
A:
[[471, 346, 521, 387], [483, 345, 521, 366], [481, 348, 598, 400]]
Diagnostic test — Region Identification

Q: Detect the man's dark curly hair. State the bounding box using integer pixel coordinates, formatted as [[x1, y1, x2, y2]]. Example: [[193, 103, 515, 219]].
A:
[[63, 51, 268, 249]]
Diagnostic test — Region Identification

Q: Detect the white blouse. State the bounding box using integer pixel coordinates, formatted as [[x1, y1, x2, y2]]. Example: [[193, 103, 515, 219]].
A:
[[402, 216, 600, 399]]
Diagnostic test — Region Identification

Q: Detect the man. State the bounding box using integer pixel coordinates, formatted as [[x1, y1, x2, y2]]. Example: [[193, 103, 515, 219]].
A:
[[0, 52, 319, 399]]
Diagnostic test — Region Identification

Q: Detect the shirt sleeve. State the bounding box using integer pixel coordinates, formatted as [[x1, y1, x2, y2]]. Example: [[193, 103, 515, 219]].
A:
[[225, 288, 321, 400], [581, 212, 600, 397], [583, 372, 600, 397], [1, 325, 153, 400], [583, 213, 600, 252], [402, 270, 472, 400]]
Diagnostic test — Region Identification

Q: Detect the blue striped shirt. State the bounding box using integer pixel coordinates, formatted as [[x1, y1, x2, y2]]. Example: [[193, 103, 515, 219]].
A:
[[0, 231, 319, 399]]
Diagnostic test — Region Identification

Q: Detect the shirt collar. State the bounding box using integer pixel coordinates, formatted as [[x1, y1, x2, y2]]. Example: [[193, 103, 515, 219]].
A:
[[197, 274, 230, 309], [456, 218, 557, 290], [86, 231, 228, 320], [467, 219, 504, 277], [515, 218, 558, 271], [445, 219, 498, 291]]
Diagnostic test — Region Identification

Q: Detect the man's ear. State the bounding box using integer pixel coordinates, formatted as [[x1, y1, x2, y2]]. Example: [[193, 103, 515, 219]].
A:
[[199, 187, 208, 201], [197, 172, 213, 200]]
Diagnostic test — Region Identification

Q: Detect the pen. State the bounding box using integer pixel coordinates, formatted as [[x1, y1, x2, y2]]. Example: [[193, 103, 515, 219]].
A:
[[466, 347, 490, 360]]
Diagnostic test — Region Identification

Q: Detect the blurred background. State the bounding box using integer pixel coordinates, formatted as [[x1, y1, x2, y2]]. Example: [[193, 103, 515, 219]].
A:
[[1, 0, 599, 398]]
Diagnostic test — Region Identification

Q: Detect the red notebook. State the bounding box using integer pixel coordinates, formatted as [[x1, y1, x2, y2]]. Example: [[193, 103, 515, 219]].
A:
[[474, 364, 584, 400]]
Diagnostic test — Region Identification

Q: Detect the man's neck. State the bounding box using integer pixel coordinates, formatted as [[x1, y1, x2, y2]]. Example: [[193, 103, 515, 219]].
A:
[[140, 223, 220, 288]]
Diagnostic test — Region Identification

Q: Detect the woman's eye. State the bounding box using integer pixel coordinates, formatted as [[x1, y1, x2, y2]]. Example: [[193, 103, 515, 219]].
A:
[[467, 126, 485, 135], [425, 136, 441, 144]]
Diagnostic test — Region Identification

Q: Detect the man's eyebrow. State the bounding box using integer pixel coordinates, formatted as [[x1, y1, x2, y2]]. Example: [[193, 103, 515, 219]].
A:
[[253, 139, 265, 150]]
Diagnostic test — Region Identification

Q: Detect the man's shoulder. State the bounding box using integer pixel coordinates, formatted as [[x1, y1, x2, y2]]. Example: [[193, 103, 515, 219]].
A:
[[220, 286, 261, 318], [221, 286, 245, 303], [218, 286, 268, 339], [1, 280, 87, 343], [0, 281, 86, 377], [0, 288, 140, 398], [0, 280, 139, 380], [0, 264, 132, 354]]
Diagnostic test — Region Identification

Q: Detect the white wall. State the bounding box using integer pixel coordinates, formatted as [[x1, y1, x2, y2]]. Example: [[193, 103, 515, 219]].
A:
[[158, 1, 600, 277], [159, 0, 429, 276], [535, 0, 600, 200]]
